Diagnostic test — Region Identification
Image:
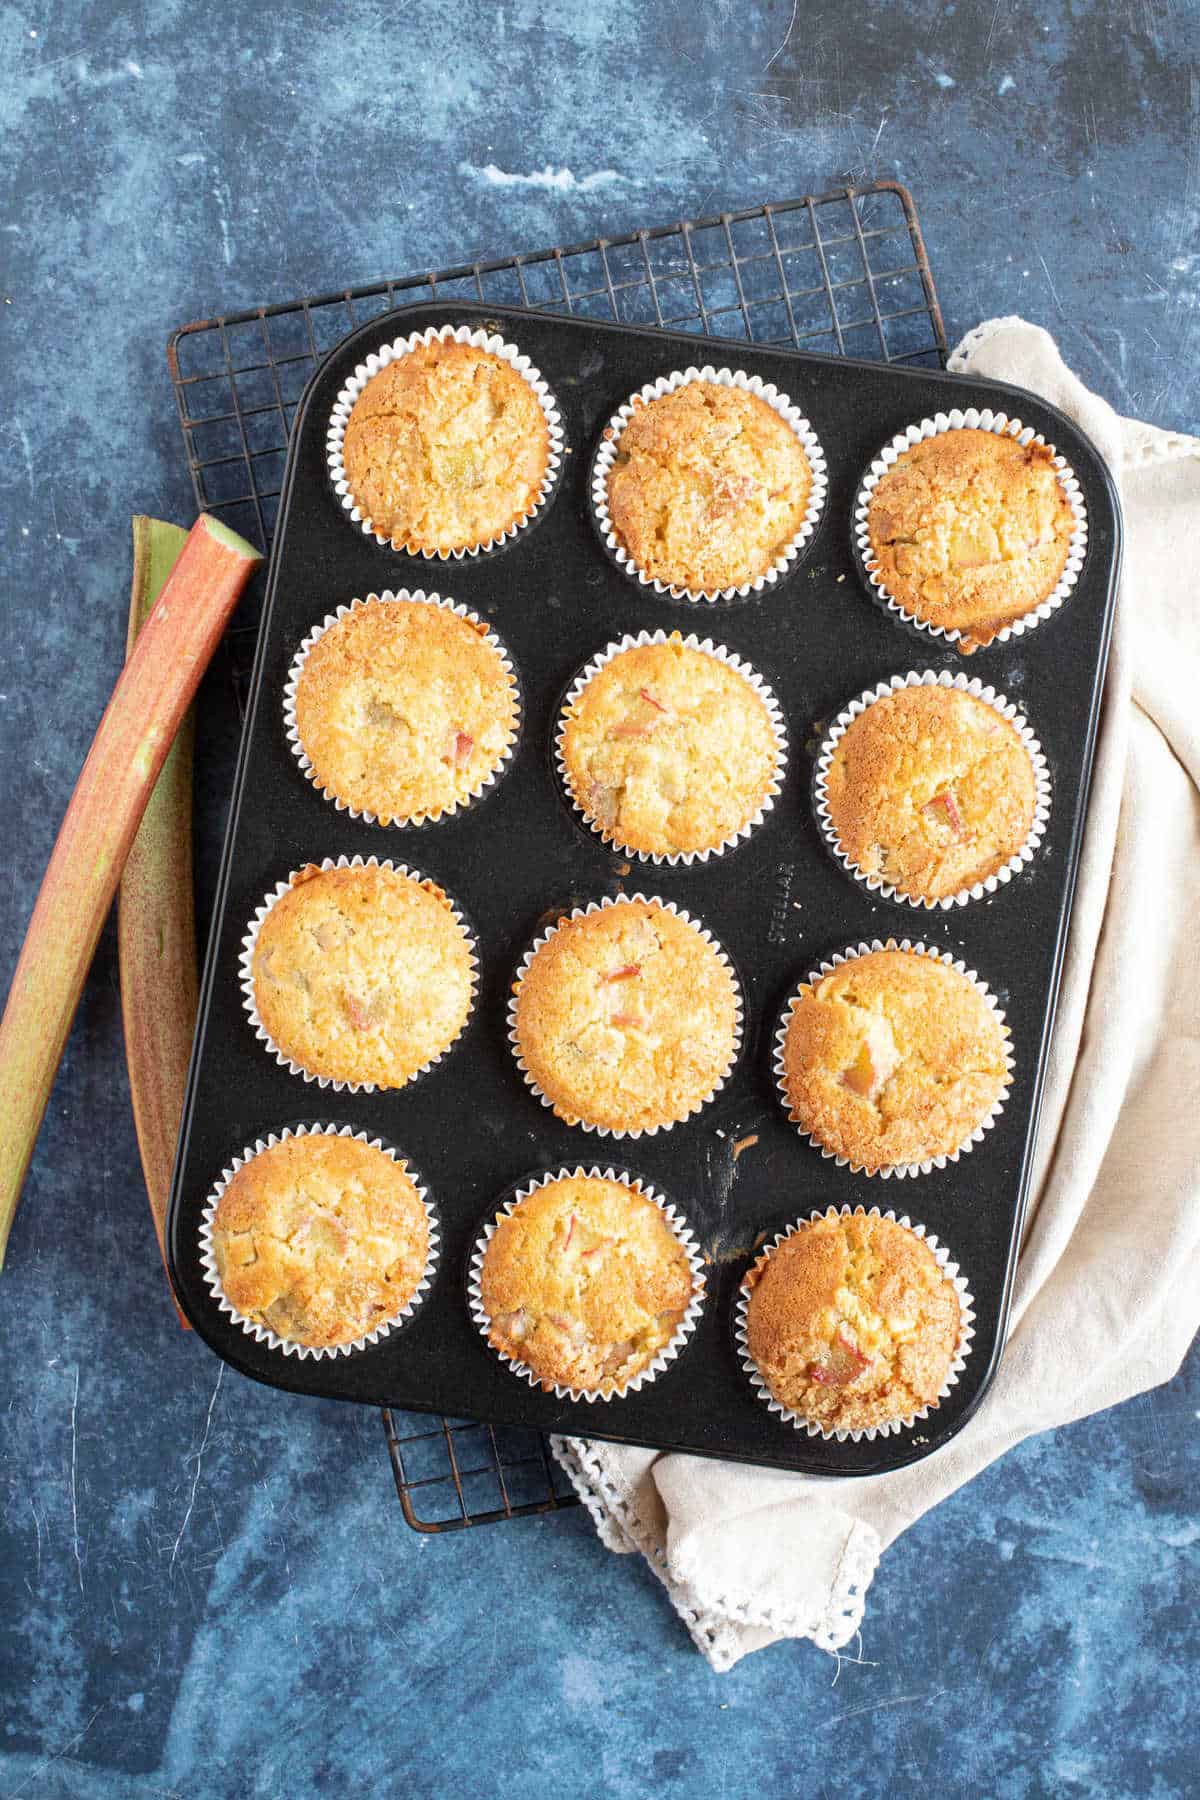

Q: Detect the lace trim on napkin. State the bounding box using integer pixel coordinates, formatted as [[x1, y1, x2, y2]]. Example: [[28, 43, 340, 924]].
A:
[[550, 1436, 880, 1671], [949, 317, 1200, 468]]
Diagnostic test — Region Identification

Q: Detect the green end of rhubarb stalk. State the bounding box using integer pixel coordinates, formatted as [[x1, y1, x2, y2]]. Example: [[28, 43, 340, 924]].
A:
[[129, 517, 189, 650], [198, 512, 263, 563]]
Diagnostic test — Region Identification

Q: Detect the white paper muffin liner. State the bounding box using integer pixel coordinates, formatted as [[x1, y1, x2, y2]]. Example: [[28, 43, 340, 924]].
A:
[[813, 669, 1051, 910], [467, 1165, 707, 1404], [326, 322, 565, 558], [735, 1203, 975, 1442], [198, 1122, 440, 1362], [508, 894, 743, 1138], [590, 365, 828, 602], [554, 629, 788, 865], [852, 407, 1088, 650], [240, 854, 479, 1093], [283, 589, 521, 827], [773, 937, 1013, 1179]]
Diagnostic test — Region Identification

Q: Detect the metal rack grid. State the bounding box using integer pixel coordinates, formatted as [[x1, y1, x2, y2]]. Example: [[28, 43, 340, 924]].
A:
[[167, 180, 948, 1531]]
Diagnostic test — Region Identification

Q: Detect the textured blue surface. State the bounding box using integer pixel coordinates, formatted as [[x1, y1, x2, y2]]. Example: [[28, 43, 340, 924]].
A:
[[2, 3, 1197, 1795]]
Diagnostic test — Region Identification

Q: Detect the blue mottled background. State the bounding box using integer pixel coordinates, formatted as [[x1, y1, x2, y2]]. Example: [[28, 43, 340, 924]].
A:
[[1, 2, 1197, 1796]]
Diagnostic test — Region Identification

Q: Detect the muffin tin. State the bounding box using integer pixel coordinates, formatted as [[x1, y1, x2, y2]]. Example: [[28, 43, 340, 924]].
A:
[[167, 301, 1121, 1477]]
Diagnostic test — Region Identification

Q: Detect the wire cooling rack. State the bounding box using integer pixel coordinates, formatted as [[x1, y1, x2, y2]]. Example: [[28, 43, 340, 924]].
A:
[[167, 180, 948, 1531]]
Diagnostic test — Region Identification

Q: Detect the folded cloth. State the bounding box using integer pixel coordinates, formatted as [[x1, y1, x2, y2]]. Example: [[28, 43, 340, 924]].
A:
[[551, 318, 1200, 1672]]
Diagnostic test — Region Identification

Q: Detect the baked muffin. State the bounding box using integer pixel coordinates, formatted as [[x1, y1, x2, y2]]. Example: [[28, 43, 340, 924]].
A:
[[823, 682, 1039, 902], [512, 899, 740, 1134], [209, 1133, 431, 1349], [479, 1172, 696, 1395], [248, 862, 474, 1088], [292, 597, 519, 825], [778, 947, 1010, 1172], [743, 1210, 962, 1432], [864, 428, 1076, 650], [605, 380, 813, 593], [341, 338, 550, 554], [560, 635, 782, 858]]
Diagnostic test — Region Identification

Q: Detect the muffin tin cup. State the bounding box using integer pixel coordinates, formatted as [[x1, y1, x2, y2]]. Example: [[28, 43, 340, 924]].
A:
[[773, 937, 1014, 1179], [508, 894, 744, 1138], [851, 407, 1088, 652], [590, 365, 828, 603], [467, 1166, 707, 1404], [239, 854, 480, 1094], [282, 589, 522, 827], [198, 1123, 441, 1362], [326, 322, 566, 559], [734, 1203, 976, 1443], [554, 629, 789, 866], [813, 669, 1052, 911]]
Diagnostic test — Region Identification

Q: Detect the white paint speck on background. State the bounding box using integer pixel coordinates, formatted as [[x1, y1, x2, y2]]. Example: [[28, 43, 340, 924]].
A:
[[462, 163, 623, 192]]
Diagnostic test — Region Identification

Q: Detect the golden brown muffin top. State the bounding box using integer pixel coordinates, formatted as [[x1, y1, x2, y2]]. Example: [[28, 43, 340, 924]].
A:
[[513, 899, 739, 1134], [605, 381, 812, 593], [780, 948, 1009, 1172], [824, 684, 1038, 902], [865, 428, 1075, 650], [480, 1174, 695, 1394], [251, 863, 474, 1089], [294, 598, 519, 825], [342, 340, 550, 554], [211, 1134, 430, 1349], [744, 1210, 961, 1431], [560, 636, 779, 858]]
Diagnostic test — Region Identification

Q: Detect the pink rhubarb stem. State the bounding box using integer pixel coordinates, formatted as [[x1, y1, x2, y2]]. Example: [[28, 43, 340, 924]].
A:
[[0, 514, 261, 1269]]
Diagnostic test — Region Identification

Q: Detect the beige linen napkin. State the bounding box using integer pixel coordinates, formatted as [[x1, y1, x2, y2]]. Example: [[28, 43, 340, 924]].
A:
[[551, 318, 1200, 1672]]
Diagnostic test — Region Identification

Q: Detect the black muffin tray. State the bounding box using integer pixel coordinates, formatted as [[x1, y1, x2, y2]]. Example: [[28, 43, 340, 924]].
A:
[[167, 300, 1121, 1476]]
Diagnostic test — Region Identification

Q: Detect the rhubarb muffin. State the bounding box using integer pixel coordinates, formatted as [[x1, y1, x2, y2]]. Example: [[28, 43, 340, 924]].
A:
[[247, 862, 474, 1088], [742, 1209, 963, 1433], [478, 1172, 697, 1395], [604, 380, 814, 593], [209, 1132, 431, 1350], [512, 898, 740, 1134], [341, 337, 551, 554], [778, 946, 1010, 1173], [291, 596, 519, 825], [559, 634, 782, 859], [864, 427, 1076, 650], [822, 681, 1040, 902]]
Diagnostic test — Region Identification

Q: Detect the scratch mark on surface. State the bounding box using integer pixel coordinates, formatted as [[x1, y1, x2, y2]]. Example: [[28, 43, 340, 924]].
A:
[[764, 0, 799, 71], [30, 1495, 43, 1588], [69, 1366, 83, 1595], [1037, 253, 1065, 318], [984, 0, 1004, 55], [170, 1364, 224, 1573], [13, 1707, 104, 1797], [824, 1689, 947, 1726]]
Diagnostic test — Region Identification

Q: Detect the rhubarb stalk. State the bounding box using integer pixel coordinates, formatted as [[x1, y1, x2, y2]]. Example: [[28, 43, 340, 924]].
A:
[[0, 515, 261, 1269], [118, 517, 196, 1325]]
